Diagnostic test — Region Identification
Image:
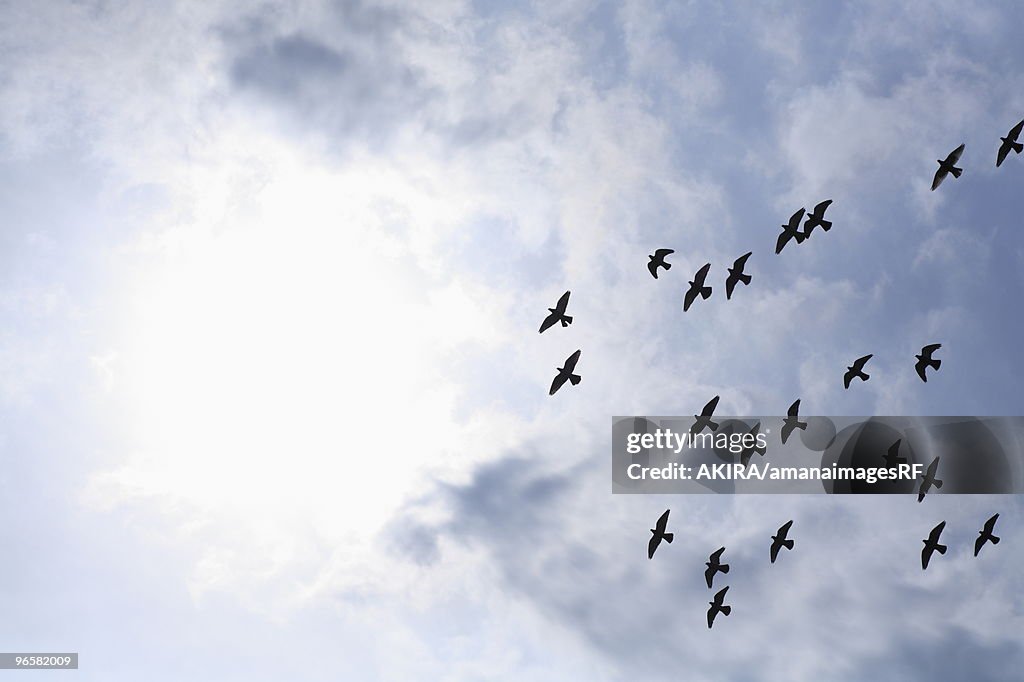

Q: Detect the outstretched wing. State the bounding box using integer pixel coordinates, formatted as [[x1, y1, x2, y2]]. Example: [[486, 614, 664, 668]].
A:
[[694, 262, 712, 284], [770, 540, 781, 564], [710, 546, 725, 562], [843, 369, 854, 389], [915, 358, 928, 382], [549, 372, 568, 395], [704, 565, 714, 589], [946, 143, 965, 164], [725, 274, 737, 300], [707, 605, 716, 629], [855, 354, 873, 370], [538, 311, 559, 334], [787, 207, 806, 230], [788, 399, 801, 418], [655, 509, 670, 533], [733, 251, 752, 270], [654, 248, 674, 259], [775, 230, 791, 254], [702, 395, 720, 417], [648, 533, 660, 560], [926, 457, 940, 479], [779, 520, 794, 535], [562, 349, 581, 372], [1009, 119, 1024, 141], [683, 285, 699, 311], [984, 513, 999, 533], [555, 290, 570, 313], [998, 140, 1012, 168], [813, 199, 833, 216], [647, 260, 660, 279], [929, 521, 946, 542], [922, 343, 942, 355], [931, 165, 946, 191]]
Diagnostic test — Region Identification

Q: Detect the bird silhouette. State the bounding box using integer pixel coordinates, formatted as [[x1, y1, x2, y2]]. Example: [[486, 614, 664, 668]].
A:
[[975, 513, 1000, 556], [843, 354, 873, 389], [690, 395, 720, 436], [548, 350, 582, 395], [739, 422, 766, 467], [921, 521, 947, 570], [931, 143, 965, 190], [725, 252, 752, 300], [684, 263, 713, 311], [776, 208, 806, 254], [997, 120, 1024, 167], [917, 456, 943, 502], [803, 199, 833, 237], [883, 439, 907, 467], [915, 344, 942, 382], [770, 520, 794, 563], [538, 291, 572, 334], [705, 547, 730, 589], [781, 399, 807, 445], [648, 249, 675, 279], [648, 509, 673, 559], [707, 586, 731, 629]]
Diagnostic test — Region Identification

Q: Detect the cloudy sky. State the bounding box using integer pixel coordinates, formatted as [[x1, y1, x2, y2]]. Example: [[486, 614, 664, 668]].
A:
[[1, 1, 1023, 679]]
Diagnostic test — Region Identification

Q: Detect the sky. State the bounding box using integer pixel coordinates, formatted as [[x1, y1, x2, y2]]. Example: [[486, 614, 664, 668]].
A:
[[1, 1, 1023, 680]]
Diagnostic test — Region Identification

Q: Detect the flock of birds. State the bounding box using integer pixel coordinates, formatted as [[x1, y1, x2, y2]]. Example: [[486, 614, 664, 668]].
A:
[[537, 119, 1024, 627]]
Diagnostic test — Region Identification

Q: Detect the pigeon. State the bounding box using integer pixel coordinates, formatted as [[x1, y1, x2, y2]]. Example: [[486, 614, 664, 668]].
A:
[[684, 263, 713, 312], [915, 344, 942, 383], [917, 457, 943, 502], [705, 547, 730, 589], [707, 586, 731, 629], [931, 144, 965, 191], [997, 120, 1024, 168], [690, 395, 720, 436], [781, 399, 807, 445], [975, 513, 1000, 556], [648, 509, 674, 559], [538, 291, 572, 334], [725, 252, 753, 300], [921, 521, 947, 570], [739, 422, 766, 467], [770, 520, 794, 564], [776, 208, 806, 254], [844, 354, 873, 389], [648, 249, 674, 279], [803, 199, 833, 237], [548, 350, 582, 395], [883, 439, 907, 467]]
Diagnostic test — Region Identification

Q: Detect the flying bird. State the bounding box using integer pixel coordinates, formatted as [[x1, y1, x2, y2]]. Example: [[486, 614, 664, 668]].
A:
[[648, 509, 674, 559], [775, 208, 806, 254], [770, 520, 794, 564], [781, 399, 807, 445], [843, 354, 873, 389], [921, 521, 947, 570], [975, 513, 1000, 556], [931, 143, 965, 190], [538, 291, 572, 334], [648, 249, 674, 279], [725, 252, 752, 300], [707, 586, 731, 629], [683, 263, 713, 311], [803, 199, 833, 237], [915, 344, 942, 382], [883, 439, 907, 467], [917, 456, 943, 502], [997, 120, 1024, 167], [705, 547, 730, 589], [690, 395, 720, 436], [739, 422, 766, 467], [548, 350, 582, 395]]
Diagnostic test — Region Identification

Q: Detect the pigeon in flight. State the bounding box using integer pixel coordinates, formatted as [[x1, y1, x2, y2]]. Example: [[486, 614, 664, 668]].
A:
[[770, 520, 794, 564], [921, 521, 947, 570], [776, 208, 807, 254], [690, 395, 720, 436], [997, 120, 1024, 167], [725, 252, 752, 300], [648, 249, 674, 279], [707, 586, 731, 629], [548, 350, 582, 395], [931, 144, 965, 191], [883, 439, 907, 467], [917, 456, 943, 502], [648, 509, 674, 559], [844, 354, 873, 389], [739, 422, 766, 467], [974, 513, 1000, 556], [684, 263, 713, 312], [803, 199, 833, 237], [915, 344, 942, 383], [538, 291, 572, 334], [781, 399, 807, 445], [705, 547, 730, 589]]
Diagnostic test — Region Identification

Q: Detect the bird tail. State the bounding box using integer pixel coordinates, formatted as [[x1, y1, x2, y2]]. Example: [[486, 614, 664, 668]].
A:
[[569, 373, 581, 386], [797, 419, 808, 430], [738, 273, 751, 285], [929, 358, 941, 370], [861, 371, 870, 381], [783, 539, 794, 550], [794, 231, 806, 244], [950, 166, 962, 177], [991, 534, 1001, 545], [1014, 142, 1023, 154], [720, 564, 730, 574], [933, 478, 943, 489], [663, 533, 674, 544], [720, 605, 731, 616], [936, 543, 947, 555], [700, 286, 712, 300], [663, 262, 672, 271], [561, 315, 573, 326], [820, 219, 832, 232]]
